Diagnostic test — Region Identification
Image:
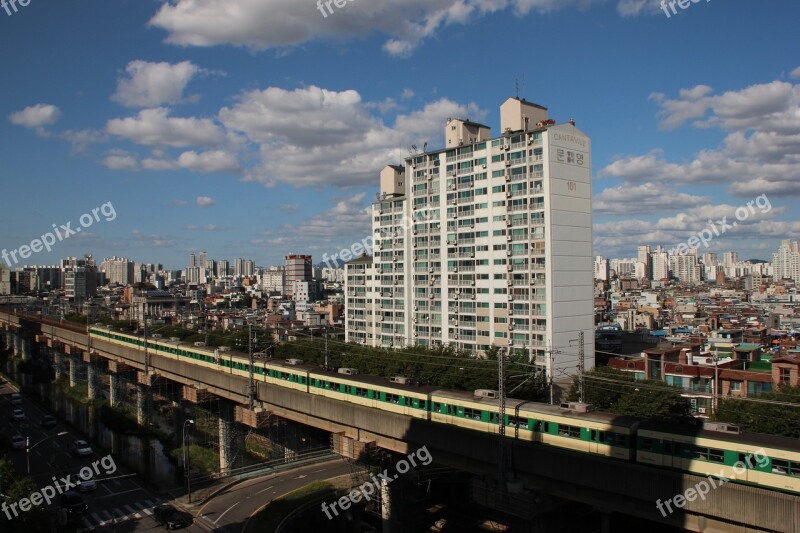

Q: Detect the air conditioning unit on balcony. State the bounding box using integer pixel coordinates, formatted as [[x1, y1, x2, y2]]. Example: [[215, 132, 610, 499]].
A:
[[453, 293, 459, 300], [506, 219, 512, 226], [505, 175, 511, 182], [413, 230, 418, 235], [413, 306, 418, 311], [470, 280, 475, 286], [508, 294, 514, 301], [507, 234, 512, 241], [414, 332, 419, 337], [450, 212, 457, 218], [506, 191, 512, 198], [505, 161, 511, 167], [453, 334, 459, 340], [507, 264, 513, 271], [697, 407, 707, 414], [507, 279, 513, 286], [429, 268, 434, 273], [509, 323, 515, 331], [507, 250, 512, 256], [429, 293, 435, 299]]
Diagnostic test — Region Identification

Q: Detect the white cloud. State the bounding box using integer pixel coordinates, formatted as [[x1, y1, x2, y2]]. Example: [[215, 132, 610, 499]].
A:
[[103, 154, 139, 170], [220, 85, 485, 187], [196, 196, 216, 208], [603, 75, 800, 197], [112, 60, 201, 108], [149, 0, 630, 57], [594, 183, 708, 215], [791, 66, 800, 80], [106, 108, 225, 148], [8, 104, 62, 133], [142, 150, 241, 173]]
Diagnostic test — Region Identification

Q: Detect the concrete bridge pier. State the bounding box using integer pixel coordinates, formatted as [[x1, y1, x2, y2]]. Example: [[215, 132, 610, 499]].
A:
[[136, 384, 148, 425], [218, 401, 235, 474], [13, 333, 23, 358], [4, 331, 12, 352], [52, 349, 63, 381], [69, 355, 80, 388], [87, 359, 98, 400], [109, 373, 120, 407]]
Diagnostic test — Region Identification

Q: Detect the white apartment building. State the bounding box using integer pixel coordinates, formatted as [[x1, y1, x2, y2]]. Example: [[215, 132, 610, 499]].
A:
[[261, 268, 286, 293], [773, 240, 800, 283], [346, 97, 594, 378]]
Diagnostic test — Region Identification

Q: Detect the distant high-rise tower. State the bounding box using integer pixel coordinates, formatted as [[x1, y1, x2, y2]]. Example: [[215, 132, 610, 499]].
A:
[[345, 97, 594, 380], [189, 253, 197, 268], [285, 255, 312, 298]]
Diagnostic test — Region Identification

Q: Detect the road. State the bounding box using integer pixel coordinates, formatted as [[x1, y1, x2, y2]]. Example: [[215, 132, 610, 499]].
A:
[[2, 381, 353, 533], [1, 380, 163, 530], [192, 458, 352, 533]]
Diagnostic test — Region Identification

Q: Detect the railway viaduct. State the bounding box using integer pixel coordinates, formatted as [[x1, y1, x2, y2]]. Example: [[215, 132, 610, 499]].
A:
[[0, 309, 797, 532]]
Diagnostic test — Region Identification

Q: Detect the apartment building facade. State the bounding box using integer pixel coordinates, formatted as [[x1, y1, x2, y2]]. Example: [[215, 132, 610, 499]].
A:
[[346, 98, 595, 377]]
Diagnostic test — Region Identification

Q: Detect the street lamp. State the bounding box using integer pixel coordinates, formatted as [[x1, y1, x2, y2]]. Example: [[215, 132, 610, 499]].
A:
[[27, 431, 68, 474], [183, 419, 194, 502]]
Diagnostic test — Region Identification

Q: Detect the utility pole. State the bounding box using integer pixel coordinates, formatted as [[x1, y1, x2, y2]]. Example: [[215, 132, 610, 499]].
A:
[[248, 321, 254, 410], [578, 331, 585, 404], [324, 325, 329, 369], [712, 351, 719, 415], [498, 347, 506, 487]]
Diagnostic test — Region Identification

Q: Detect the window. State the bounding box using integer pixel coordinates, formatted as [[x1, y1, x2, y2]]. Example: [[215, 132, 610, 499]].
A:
[[640, 438, 654, 451], [773, 458, 789, 474], [558, 425, 581, 439], [780, 367, 791, 385], [730, 381, 742, 392], [464, 408, 482, 420]]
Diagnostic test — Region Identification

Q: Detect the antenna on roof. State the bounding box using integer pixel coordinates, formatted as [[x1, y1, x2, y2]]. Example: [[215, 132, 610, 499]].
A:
[[515, 79, 519, 99]]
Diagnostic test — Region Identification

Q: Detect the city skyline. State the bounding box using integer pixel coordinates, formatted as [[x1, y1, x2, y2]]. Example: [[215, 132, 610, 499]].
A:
[[0, 1, 798, 268]]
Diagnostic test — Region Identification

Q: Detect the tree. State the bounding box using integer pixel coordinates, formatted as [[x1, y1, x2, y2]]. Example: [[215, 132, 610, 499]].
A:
[[715, 384, 800, 438]]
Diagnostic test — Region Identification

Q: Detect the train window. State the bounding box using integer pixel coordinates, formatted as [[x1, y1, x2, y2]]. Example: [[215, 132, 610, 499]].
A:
[[709, 449, 724, 463], [543, 422, 550, 433], [640, 438, 654, 451], [533, 421, 542, 432], [664, 441, 673, 454], [772, 459, 789, 475], [448, 405, 457, 416], [355, 387, 369, 398], [590, 430, 597, 441], [615, 434, 627, 446], [386, 393, 400, 404], [790, 463, 800, 477], [464, 408, 481, 420], [419, 400, 426, 410], [598, 431, 605, 443], [489, 412, 499, 424], [509, 416, 526, 428], [558, 425, 581, 438], [692, 446, 708, 460]]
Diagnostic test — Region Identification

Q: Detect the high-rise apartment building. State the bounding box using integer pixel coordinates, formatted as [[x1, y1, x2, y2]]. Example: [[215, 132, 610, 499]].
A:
[[286, 255, 313, 298], [773, 240, 800, 282], [102, 256, 135, 286], [346, 97, 594, 378]]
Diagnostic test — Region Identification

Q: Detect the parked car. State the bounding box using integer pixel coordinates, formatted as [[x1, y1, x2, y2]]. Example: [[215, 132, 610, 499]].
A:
[[10, 435, 26, 450], [71, 440, 92, 457], [153, 504, 192, 529], [11, 408, 25, 421], [60, 491, 88, 515], [40, 415, 57, 429], [76, 471, 97, 492], [9, 393, 22, 405]]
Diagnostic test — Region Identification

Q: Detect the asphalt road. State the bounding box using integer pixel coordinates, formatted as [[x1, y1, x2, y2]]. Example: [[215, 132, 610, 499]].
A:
[[192, 458, 353, 533], [0, 380, 163, 530]]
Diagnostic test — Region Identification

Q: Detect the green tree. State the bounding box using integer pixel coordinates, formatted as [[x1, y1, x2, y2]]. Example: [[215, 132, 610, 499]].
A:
[[715, 384, 800, 437]]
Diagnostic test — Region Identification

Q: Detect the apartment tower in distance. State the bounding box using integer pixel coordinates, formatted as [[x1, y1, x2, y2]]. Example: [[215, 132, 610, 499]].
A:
[[345, 97, 595, 379]]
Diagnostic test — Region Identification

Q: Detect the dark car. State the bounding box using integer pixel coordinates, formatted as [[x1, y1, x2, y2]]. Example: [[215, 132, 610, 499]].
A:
[[153, 504, 191, 529], [41, 415, 57, 429], [60, 491, 88, 515]]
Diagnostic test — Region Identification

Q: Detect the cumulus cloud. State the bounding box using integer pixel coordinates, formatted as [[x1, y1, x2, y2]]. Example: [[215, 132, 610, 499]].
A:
[[594, 183, 709, 215], [106, 108, 225, 148], [103, 154, 139, 170], [196, 196, 216, 208], [112, 60, 201, 107], [142, 150, 241, 173], [149, 0, 643, 57], [9, 104, 62, 135], [220, 85, 485, 187], [602, 75, 800, 198]]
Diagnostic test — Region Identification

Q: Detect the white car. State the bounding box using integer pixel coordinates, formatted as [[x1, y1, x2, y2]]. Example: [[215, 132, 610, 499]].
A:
[[72, 440, 92, 457], [12, 408, 25, 421], [10, 435, 25, 450]]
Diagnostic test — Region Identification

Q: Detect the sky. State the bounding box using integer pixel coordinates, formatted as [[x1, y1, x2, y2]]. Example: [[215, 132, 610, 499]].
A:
[[0, 0, 798, 270]]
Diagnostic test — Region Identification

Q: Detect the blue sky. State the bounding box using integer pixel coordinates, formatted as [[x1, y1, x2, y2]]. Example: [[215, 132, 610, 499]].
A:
[[1, 0, 798, 270]]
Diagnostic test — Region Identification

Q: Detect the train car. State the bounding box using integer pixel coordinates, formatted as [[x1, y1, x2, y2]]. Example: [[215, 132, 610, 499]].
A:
[[638, 422, 800, 495], [261, 358, 310, 392], [431, 390, 639, 460], [308, 370, 433, 419]]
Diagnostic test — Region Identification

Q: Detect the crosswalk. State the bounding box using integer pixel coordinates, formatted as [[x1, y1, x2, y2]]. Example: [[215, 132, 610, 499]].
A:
[[82, 499, 159, 529]]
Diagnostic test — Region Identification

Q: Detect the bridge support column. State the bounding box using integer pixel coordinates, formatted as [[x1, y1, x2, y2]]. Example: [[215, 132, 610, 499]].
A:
[[136, 384, 147, 425], [380, 476, 400, 533], [13, 333, 22, 358], [5, 331, 12, 352], [52, 350, 63, 381], [109, 373, 120, 408], [69, 356, 80, 388], [218, 401, 234, 474], [87, 359, 98, 400]]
